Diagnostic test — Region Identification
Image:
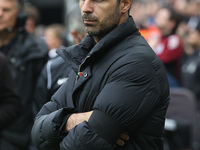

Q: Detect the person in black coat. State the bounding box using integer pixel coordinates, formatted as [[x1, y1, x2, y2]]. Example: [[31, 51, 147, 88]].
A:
[[0, 53, 21, 132], [0, 0, 48, 149], [31, 0, 170, 149]]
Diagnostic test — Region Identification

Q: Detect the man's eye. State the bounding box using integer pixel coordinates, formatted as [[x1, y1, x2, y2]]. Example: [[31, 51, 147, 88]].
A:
[[3, 8, 10, 12]]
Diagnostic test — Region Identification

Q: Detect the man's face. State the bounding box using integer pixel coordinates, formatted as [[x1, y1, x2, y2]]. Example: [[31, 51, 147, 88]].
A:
[[0, 0, 18, 31], [79, 0, 121, 39]]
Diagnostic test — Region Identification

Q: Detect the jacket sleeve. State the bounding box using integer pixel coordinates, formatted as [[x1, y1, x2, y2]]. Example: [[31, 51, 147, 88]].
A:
[[0, 55, 21, 131], [59, 54, 165, 149], [31, 81, 76, 150]]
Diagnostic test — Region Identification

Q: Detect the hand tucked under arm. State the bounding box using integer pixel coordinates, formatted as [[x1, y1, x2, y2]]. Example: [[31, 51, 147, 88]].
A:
[[65, 110, 130, 147], [116, 132, 130, 146], [65, 111, 93, 132]]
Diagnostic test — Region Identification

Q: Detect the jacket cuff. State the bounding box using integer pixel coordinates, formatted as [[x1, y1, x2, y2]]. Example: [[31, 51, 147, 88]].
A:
[[59, 114, 72, 132], [88, 110, 123, 146]]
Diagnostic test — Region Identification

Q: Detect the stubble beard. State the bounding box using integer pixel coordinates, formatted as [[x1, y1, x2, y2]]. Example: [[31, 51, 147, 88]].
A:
[[82, 6, 121, 40]]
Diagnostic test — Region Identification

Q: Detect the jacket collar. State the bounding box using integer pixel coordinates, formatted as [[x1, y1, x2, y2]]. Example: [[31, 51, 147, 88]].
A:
[[57, 16, 138, 73]]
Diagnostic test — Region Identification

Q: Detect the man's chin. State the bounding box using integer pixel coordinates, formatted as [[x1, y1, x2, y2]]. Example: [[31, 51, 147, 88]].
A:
[[84, 27, 98, 36], [85, 31, 99, 37]]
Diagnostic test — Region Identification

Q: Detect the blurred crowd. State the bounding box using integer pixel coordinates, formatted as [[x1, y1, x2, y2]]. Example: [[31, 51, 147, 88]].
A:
[[0, 0, 200, 150], [131, 0, 200, 149]]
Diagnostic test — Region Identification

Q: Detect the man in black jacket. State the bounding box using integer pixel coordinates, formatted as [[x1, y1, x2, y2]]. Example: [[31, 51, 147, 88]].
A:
[[0, 0, 48, 149], [32, 0, 170, 149]]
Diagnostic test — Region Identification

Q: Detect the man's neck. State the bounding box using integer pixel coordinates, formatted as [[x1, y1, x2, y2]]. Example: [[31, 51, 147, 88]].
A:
[[93, 34, 106, 43], [0, 30, 16, 47]]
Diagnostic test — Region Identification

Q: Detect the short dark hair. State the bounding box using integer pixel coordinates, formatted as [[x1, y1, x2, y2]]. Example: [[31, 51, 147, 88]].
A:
[[164, 5, 182, 34]]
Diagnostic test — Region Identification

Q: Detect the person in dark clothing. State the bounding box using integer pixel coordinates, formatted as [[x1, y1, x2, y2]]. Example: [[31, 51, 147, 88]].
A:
[[33, 24, 70, 115], [33, 56, 71, 115], [0, 0, 48, 150], [0, 52, 21, 132], [31, 0, 170, 150], [181, 19, 200, 107], [33, 6, 85, 115], [181, 20, 200, 149]]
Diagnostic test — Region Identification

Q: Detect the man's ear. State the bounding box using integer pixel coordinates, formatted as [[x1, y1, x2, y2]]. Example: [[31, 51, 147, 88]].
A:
[[121, 0, 132, 13]]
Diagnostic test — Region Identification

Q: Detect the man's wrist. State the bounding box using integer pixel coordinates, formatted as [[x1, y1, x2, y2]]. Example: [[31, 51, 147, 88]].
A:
[[65, 111, 93, 132], [65, 113, 76, 132]]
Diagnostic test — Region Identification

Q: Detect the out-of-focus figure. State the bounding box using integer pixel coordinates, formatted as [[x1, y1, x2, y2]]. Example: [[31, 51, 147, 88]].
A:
[[0, 0, 48, 149], [181, 20, 200, 108], [33, 23, 69, 114], [180, 20, 200, 149], [44, 24, 66, 58], [151, 5, 184, 83], [33, 2, 86, 115], [23, 2, 40, 35]]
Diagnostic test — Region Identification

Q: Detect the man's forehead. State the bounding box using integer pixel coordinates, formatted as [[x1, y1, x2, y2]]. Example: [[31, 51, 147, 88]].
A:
[[0, 0, 18, 7], [0, 0, 17, 3]]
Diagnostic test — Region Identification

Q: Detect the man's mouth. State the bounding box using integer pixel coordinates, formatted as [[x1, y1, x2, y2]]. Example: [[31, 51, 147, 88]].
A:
[[83, 20, 96, 24], [82, 13, 98, 25]]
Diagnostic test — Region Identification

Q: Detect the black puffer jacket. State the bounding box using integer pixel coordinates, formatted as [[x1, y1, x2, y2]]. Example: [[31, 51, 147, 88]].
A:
[[32, 17, 169, 150], [0, 31, 48, 149]]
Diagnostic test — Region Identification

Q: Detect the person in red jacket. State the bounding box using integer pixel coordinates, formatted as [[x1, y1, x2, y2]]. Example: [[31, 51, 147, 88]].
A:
[[149, 5, 183, 81], [0, 52, 21, 132]]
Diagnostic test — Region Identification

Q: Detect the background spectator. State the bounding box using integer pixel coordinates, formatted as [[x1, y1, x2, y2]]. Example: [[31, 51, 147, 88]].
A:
[[0, 0, 48, 149], [33, 23, 68, 114], [151, 5, 183, 83], [181, 20, 200, 108], [33, 2, 86, 115], [44, 23, 66, 58], [23, 2, 40, 35]]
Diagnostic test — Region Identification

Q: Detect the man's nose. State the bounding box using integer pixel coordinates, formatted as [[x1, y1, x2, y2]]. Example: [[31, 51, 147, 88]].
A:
[[80, 0, 94, 13]]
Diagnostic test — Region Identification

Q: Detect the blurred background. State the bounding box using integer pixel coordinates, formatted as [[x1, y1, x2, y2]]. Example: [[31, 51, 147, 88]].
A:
[[26, 0, 65, 25]]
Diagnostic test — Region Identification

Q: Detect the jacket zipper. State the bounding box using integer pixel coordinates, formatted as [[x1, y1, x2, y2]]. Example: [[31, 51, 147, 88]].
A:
[[76, 55, 90, 83]]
